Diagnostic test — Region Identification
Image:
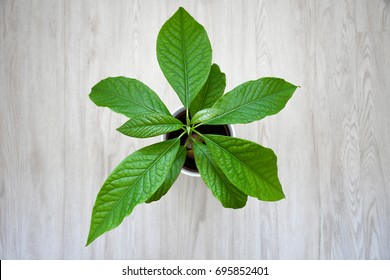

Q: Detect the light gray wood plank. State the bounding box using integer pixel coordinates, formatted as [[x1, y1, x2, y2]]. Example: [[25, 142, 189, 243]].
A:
[[355, 31, 390, 259], [0, 0, 66, 258], [314, 0, 361, 259], [355, 0, 390, 32]]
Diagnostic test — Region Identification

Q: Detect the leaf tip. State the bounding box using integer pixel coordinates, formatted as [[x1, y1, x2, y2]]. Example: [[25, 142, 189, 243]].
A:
[[116, 126, 123, 133], [88, 91, 96, 103], [85, 235, 94, 247], [85, 228, 102, 246], [276, 192, 286, 201], [174, 7, 188, 17]]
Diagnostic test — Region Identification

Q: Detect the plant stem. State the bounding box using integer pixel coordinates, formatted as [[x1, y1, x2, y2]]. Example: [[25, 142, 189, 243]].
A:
[[193, 123, 202, 129], [186, 108, 190, 126], [178, 130, 187, 139], [192, 129, 204, 138], [185, 109, 191, 135]]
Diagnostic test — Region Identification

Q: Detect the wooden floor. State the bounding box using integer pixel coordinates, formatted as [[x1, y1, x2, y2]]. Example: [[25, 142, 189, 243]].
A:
[[1, 0, 389, 259]]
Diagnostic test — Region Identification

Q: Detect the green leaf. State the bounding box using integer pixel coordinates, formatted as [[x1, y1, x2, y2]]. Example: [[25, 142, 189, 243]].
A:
[[191, 108, 221, 124], [86, 138, 180, 246], [201, 134, 285, 201], [205, 77, 298, 125], [193, 141, 247, 208], [146, 146, 186, 203], [117, 113, 183, 138], [157, 7, 212, 109], [89, 76, 170, 118], [190, 63, 226, 115]]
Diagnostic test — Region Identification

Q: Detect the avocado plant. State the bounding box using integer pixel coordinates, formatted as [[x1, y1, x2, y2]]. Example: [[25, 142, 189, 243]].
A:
[[86, 7, 298, 245]]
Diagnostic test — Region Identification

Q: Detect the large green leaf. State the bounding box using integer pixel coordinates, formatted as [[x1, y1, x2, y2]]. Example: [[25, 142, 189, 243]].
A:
[[146, 146, 186, 203], [202, 134, 285, 201], [190, 63, 226, 115], [89, 76, 170, 118], [193, 141, 247, 208], [205, 77, 298, 125], [157, 7, 212, 109], [86, 138, 180, 245], [117, 113, 183, 138]]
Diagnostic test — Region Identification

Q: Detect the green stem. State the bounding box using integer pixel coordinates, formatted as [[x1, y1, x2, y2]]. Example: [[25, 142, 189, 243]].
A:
[[184, 134, 191, 148], [185, 109, 192, 135], [193, 123, 202, 129], [179, 130, 187, 139], [193, 129, 204, 138], [186, 108, 190, 127]]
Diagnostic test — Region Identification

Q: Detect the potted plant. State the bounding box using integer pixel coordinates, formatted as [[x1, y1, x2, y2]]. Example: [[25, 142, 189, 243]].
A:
[[86, 7, 298, 246]]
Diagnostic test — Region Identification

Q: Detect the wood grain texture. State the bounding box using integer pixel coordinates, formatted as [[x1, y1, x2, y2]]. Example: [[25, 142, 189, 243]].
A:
[[1, 0, 389, 259]]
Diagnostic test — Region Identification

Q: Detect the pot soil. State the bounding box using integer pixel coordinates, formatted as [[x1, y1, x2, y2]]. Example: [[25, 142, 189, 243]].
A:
[[165, 108, 233, 174]]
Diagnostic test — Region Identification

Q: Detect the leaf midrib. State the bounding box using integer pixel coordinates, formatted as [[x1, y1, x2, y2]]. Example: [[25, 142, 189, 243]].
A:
[[180, 10, 190, 108], [126, 123, 182, 128]]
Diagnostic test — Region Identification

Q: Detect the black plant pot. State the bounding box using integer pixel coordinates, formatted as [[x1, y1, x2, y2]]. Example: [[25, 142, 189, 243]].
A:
[[164, 107, 235, 177]]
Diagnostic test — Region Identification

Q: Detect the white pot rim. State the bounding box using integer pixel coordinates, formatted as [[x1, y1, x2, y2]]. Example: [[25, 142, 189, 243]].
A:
[[162, 107, 235, 178]]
